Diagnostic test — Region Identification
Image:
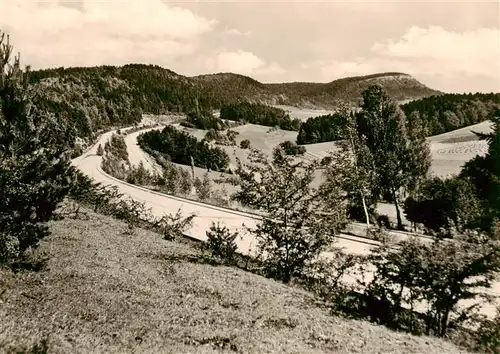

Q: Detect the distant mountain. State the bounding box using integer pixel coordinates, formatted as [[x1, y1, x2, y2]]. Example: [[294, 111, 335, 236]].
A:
[[193, 72, 441, 108], [29, 64, 440, 142]]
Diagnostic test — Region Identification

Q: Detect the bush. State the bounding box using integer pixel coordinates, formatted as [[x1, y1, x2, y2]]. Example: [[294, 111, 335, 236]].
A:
[[194, 173, 212, 201], [363, 228, 500, 337], [403, 176, 482, 236], [240, 139, 251, 149], [153, 208, 196, 241], [232, 152, 347, 283], [204, 222, 239, 263], [278, 140, 306, 156]]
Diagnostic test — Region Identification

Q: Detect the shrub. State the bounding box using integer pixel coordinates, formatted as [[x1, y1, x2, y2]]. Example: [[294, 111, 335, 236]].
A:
[[363, 228, 500, 337], [232, 151, 347, 283], [153, 208, 196, 241], [240, 139, 251, 149], [205, 222, 239, 263], [278, 140, 306, 156], [194, 173, 212, 201], [96, 144, 104, 156]]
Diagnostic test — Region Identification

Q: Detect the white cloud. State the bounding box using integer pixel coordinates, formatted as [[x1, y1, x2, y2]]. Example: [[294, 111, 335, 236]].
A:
[[213, 50, 265, 74], [208, 50, 287, 79], [307, 26, 500, 92], [371, 26, 500, 78], [224, 27, 252, 37], [0, 0, 217, 68]]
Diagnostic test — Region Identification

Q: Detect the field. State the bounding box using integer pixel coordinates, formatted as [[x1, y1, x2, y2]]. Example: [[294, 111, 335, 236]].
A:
[[130, 111, 493, 227], [0, 206, 469, 354]]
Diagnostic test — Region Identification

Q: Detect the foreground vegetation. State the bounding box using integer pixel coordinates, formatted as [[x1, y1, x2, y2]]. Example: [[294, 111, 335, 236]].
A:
[[0, 207, 470, 354]]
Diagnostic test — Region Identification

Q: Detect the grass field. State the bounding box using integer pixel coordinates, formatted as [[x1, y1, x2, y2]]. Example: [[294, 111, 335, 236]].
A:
[[0, 206, 469, 354]]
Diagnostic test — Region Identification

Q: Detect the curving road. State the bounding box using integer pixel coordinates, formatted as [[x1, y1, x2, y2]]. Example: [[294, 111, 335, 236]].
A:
[[72, 124, 499, 317]]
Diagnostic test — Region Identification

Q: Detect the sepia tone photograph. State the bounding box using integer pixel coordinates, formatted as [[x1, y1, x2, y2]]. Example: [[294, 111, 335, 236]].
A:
[[0, 0, 499, 353]]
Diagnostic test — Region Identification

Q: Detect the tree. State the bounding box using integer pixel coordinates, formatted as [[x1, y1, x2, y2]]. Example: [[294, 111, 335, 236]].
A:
[[403, 176, 482, 236], [0, 32, 76, 263], [194, 172, 212, 201], [355, 85, 431, 230], [365, 230, 500, 337], [232, 148, 347, 283], [278, 140, 306, 156], [239, 139, 251, 149], [324, 105, 377, 226], [96, 143, 104, 156], [461, 111, 500, 232]]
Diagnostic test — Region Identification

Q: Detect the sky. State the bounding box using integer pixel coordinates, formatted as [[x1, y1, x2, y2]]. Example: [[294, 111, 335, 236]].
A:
[[0, 0, 499, 93]]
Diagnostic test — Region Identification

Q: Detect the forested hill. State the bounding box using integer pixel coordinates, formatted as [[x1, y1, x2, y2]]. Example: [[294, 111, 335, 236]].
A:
[[29, 64, 440, 140], [401, 93, 500, 136], [296, 92, 500, 145], [194, 72, 441, 108]]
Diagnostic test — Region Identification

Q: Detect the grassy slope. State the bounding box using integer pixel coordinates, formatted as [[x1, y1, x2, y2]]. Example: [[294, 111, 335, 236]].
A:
[[0, 206, 467, 354]]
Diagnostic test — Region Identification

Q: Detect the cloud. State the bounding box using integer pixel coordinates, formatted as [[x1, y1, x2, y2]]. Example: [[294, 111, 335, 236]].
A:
[[306, 26, 500, 92], [371, 26, 500, 78], [207, 50, 286, 79], [0, 0, 217, 69], [213, 50, 265, 74], [224, 27, 252, 37]]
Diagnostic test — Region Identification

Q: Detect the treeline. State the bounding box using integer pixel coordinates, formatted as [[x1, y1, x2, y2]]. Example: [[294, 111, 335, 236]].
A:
[[137, 126, 230, 172], [180, 110, 230, 131], [401, 92, 500, 136], [296, 113, 346, 144], [219, 102, 301, 131], [296, 93, 500, 144]]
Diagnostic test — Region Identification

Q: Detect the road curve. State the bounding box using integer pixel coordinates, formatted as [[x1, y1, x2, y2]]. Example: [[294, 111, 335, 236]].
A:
[[72, 126, 499, 316]]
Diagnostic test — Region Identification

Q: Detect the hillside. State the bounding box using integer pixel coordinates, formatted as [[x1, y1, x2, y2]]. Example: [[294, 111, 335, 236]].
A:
[[30, 65, 440, 141], [195, 72, 441, 109], [0, 206, 468, 354], [401, 92, 500, 136]]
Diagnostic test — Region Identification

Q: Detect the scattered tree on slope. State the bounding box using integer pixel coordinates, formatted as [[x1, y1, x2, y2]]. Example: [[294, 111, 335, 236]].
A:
[[232, 147, 347, 283]]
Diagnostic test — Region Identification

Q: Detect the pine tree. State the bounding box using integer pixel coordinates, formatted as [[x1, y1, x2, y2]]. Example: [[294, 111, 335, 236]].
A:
[[0, 32, 76, 263]]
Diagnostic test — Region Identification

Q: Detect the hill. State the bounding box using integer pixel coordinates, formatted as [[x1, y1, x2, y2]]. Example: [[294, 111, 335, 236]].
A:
[[401, 92, 500, 136], [0, 206, 468, 354], [29, 65, 440, 142], [195, 72, 441, 108]]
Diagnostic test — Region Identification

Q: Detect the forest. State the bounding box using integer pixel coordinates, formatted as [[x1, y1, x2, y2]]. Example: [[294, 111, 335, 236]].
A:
[[137, 126, 230, 172], [219, 102, 301, 130], [296, 93, 500, 145]]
